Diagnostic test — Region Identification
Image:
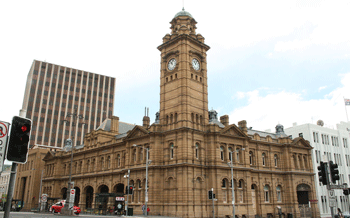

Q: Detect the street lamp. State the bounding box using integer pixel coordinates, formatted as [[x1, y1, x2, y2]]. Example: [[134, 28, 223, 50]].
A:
[[124, 170, 130, 216], [227, 147, 245, 218], [62, 107, 84, 215], [132, 144, 152, 216]]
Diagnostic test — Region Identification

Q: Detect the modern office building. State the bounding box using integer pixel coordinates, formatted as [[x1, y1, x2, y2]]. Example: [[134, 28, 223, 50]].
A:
[[22, 60, 115, 148], [14, 60, 115, 210], [41, 9, 319, 218], [285, 121, 350, 217]]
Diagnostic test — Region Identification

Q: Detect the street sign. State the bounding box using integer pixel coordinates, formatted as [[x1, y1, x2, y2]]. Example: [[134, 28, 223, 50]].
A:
[[116, 197, 125, 201], [41, 194, 48, 203], [69, 189, 75, 210], [328, 190, 336, 207], [329, 184, 348, 189], [0, 121, 9, 172]]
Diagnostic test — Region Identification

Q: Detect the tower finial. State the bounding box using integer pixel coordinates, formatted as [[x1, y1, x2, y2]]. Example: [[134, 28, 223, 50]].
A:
[[182, 0, 185, 10]]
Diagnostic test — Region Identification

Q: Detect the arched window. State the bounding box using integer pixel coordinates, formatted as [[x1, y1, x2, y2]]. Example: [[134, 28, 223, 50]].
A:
[[107, 156, 111, 169], [274, 154, 278, 167], [140, 148, 143, 162], [222, 179, 227, 188], [100, 157, 104, 170], [304, 156, 308, 169], [191, 113, 194, 122], [196, 114, 199, 124], [86, 160, 90, 173], [264, 185, 270, 202], [228, 147, 232, 162], [276, 185, 282, 202], [195, 143, 199, 159], [170, 114, 173, 123], [117, 154, 121, 167], [170, 143, 174, 159], [249, 151, 253, 165], [220, 147, 224, 161], [238, 179, 244, 203], [166, 115, 169, 124], [236, 148, 240, 163], [133, 149, 137, 162], [175, 113, 178, 122], [262, 153, 266, 166]]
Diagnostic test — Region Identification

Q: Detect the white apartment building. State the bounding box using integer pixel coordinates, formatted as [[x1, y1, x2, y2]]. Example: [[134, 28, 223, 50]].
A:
[[0, 165, 11, 203], [285, 121, 350, 217]]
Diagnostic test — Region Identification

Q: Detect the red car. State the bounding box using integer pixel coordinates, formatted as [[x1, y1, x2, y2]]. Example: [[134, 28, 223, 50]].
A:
[[50, 200, 81, 215]]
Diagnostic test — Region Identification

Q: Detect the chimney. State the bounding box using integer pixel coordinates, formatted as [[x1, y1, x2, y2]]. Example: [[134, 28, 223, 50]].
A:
[[220, 115, 229, 126], [238, 120, 248, 135], [110, 116, 119, 134], [143, 107, 150, 127]]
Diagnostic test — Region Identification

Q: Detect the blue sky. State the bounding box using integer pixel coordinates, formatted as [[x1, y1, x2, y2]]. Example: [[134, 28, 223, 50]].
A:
[[1, 0, 350, 132]]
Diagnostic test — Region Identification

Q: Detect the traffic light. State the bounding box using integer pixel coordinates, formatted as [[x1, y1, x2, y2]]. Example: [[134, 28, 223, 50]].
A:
[[329, 161, 340, 183], [343, 188, 350, 196], [317, 162, 327, 185], [129, 186, 133, 194], [208, 190, 213, 199], [125, 186, 129, 194], [6, 116, 32, 163]]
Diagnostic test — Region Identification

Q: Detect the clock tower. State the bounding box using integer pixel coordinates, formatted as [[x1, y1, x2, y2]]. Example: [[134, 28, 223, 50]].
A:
[[157, 8, 210, 130]]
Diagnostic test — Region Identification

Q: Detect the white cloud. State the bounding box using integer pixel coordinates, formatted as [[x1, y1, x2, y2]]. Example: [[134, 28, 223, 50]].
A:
[[318, 86, 327, 91], [229, 73, 350, 131]]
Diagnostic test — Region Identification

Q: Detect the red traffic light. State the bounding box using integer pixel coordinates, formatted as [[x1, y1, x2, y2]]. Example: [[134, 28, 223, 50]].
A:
[[130, 186, 133, 189], [21, 125, 28, 132]]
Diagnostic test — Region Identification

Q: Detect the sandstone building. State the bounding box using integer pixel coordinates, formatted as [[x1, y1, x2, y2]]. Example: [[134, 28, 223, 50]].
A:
[[33, 9, 318, 217]]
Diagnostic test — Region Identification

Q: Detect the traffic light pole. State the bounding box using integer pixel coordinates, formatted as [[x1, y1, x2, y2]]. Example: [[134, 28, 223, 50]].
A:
[[4, 109, 26, 218], [125, 169, 130, 216], [212, 188, 215, 218], [325, 162, 335, 218]]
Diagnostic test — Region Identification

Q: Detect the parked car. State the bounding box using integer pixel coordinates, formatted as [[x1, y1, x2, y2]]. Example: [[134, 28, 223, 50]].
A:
[[50, 200, 81, 215]]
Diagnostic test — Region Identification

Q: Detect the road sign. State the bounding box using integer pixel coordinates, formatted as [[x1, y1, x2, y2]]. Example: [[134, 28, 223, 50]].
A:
[[69, 189, 75, 210], [116, 197, 125, 201], [41, 194, 48, 203], [0, 121, 9, 172], [328, 190, 336, 207], [329, 184, 348, 189]]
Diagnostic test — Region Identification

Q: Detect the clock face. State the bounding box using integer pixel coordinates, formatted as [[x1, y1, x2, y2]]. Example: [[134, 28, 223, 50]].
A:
[[192, 58, 200, 71], [168, 58, 176, 71]]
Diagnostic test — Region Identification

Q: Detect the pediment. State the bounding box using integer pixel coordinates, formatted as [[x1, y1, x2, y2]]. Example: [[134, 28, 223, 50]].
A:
[[43, 151, 55, 161], [292, 137, 311, 148], [220, 124, 247, 138], [125, 126, 149, 140]]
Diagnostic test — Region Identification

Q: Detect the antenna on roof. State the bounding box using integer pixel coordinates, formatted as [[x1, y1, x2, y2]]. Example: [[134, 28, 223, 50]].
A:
[[144, 107, 146, 116], [147, 107, 149, 117]]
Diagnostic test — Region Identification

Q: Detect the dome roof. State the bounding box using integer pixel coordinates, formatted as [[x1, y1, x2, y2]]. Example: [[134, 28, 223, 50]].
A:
[[174, 8, 193, 18]]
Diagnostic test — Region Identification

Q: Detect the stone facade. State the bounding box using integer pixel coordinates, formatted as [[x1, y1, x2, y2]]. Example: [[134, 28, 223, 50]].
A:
[[29, 9, 319, 218]]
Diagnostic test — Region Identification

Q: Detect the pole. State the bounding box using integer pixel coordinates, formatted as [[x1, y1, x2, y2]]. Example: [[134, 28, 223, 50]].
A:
[[4, 109, 26, 218], [126, 169, 130, 216], [145, 148, 149, 216], [212, 188, 215, 218], [344, 97, 349, 122], [38, 169, 43, 211], [231, 162, 235, 218], [325, 162, 335, 218], [4, 163, 17, 218]]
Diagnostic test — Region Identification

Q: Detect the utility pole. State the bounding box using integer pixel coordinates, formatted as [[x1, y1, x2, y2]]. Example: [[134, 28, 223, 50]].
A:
[[212, 188, 215, 218], [125, 169, 130, 216]]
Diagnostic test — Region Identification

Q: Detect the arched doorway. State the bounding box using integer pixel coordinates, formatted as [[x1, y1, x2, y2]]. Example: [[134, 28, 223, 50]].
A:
[[297, 184, 312, 218], [85, 186, 94, 209], [74, 187, 81, 206], [297, 184, 310, 205], [97, 185, 109, 211], [61, 188, 67, 200], [113, 183, 124, 194]]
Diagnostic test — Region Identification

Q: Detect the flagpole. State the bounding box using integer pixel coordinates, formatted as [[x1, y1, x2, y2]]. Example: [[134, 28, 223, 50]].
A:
[[344, 97, 349, 122]]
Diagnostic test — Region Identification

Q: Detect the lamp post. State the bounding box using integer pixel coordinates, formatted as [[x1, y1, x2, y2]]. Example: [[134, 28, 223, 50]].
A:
[[227, 148, 245, 218], [62, 107, 84, 214], [124, 170, 130, 216], [132, 144, 152, 216]]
